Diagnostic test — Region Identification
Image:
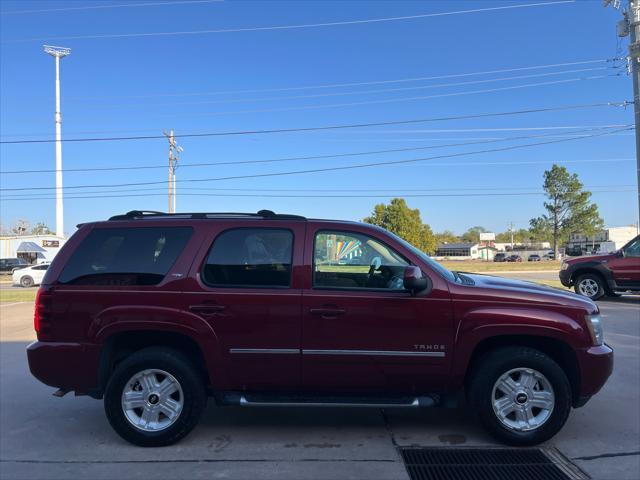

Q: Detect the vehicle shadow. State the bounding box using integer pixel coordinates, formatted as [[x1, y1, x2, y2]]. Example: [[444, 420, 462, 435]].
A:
[[598, 295, 640, 306]]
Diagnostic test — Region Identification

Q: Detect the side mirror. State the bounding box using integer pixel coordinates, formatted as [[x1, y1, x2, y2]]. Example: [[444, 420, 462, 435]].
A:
[[403, 266, 431, 295], [616, 249, 625, 258]]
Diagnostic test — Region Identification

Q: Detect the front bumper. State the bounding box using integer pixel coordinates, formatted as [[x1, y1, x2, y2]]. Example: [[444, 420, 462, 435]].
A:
[[559, 268, 572, 287], [27, 341, 101, 393], [573, 343, 614, 407]]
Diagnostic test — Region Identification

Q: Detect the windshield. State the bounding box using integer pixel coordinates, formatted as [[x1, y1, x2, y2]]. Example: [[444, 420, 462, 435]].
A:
[[383, 230, 457, 283]]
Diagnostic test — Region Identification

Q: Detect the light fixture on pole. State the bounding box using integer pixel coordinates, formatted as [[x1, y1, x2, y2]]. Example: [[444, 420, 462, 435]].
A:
[[43, 45, 71, 238]]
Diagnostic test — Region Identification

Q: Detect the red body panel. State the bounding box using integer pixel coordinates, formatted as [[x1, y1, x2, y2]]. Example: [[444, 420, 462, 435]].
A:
[[27, 216, 613, 404]]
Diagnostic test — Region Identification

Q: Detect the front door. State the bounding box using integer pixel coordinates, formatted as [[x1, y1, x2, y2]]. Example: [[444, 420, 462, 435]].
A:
[[301, 225, 454, 394], [609, 236, 640, 288], [184, 222, 305, 391]]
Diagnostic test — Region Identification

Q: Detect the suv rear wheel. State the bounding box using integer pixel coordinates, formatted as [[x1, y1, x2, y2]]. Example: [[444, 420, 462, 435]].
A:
[[469, 346, 572, 446], [104, 347, 206, 447], [574, 273, 605, 300]]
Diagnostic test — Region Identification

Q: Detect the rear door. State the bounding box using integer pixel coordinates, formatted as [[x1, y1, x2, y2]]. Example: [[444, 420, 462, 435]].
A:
[[183, 221, 305, 391]]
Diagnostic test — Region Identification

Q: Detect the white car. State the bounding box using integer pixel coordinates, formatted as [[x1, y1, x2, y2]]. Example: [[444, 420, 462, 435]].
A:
[[12, 263, 50, 287]]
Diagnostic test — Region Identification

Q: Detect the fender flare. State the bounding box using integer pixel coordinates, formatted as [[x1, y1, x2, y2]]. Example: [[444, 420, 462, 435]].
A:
[[89, 305, 224, 386], [568, 262, 614, 290]]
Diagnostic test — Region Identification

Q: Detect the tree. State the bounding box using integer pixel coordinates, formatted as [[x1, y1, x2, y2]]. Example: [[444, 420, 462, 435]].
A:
[[529, 164, 604, 257], [434, 230, 460, 245], [461, 226, 488, 243], [11, 219, 30, 235], [31, 222, 50, 235], [495, 228, 533, 245], [363, 198, 437, 254]]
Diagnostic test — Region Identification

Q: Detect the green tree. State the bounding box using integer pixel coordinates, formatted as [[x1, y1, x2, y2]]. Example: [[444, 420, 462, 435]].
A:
[[363, 198, 437, 254], [461, 226, 488, 243], [30, 222, 50, 235], [434, 230, 460, 245], [529, 164, 604, 257], [495, 228, 533, 245]]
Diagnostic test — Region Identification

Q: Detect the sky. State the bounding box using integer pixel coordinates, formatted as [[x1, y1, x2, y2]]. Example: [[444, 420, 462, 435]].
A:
[[0, 0, 636, 237]]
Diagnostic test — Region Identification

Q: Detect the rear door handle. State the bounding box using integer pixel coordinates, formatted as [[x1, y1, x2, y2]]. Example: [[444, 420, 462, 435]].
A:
[[189, 304, 226, 317], [309, 307, 346, 318]]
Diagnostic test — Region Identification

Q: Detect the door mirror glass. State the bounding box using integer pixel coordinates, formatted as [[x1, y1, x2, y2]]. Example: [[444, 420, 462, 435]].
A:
[[403, 266, 430, 295]]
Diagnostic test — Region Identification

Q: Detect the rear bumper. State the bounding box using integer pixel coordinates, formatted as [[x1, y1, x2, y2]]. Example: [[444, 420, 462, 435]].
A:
[[27, 341, 101, 393], [574, 343, 614, 407]]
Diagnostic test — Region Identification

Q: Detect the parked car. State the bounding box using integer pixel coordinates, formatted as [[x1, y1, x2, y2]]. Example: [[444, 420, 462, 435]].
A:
[[528, 254, 541, 262], [493, 252, 507, 262], [560, 235, 640, 300], [12, 263, 50, 287], [505, 254, 522, 262], [28, 210, 613, 448], [0, 257, 28, 274]]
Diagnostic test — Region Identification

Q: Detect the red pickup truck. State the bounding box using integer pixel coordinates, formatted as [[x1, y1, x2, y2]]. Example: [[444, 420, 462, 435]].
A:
[[27, 210, 613, 447], [560, 235, 640, 300]]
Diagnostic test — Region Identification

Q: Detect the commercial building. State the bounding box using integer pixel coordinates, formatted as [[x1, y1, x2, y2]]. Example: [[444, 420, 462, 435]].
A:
[[435, 242, 497, 260], [0, 234, 66, 264], [566, 225, 638, 255]]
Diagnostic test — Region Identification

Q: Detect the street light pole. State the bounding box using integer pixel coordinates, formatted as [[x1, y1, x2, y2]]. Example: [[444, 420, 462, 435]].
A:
[[43, 45, 71, 238]]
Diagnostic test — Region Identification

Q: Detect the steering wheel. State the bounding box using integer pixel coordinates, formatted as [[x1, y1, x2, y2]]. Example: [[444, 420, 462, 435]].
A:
[[387, 274, 404, 290], [366, 256, 382, 283]]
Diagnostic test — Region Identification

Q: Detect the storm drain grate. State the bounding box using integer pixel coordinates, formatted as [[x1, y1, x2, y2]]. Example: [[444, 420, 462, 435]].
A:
[[398, 447, 589, 480]]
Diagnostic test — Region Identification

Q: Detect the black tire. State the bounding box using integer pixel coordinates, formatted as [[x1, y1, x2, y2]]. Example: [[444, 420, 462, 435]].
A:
[[104, 347, 206, 447], [468, 346, 572, 446], [20, 276, 34, 287], [573, 273, 605, 300]]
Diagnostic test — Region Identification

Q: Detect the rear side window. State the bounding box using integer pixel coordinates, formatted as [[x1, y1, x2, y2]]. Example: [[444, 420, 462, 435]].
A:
[[201, 228, 293, 288], [58, 227, 192, 286]]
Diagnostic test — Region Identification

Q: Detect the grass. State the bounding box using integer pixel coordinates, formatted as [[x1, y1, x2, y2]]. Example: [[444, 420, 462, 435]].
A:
[[0, 289, 37, 303], [438, 260, 561, 272]]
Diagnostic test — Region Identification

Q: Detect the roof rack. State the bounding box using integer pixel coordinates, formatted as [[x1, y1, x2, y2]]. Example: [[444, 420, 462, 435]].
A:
[[108, 209, 307, 221]]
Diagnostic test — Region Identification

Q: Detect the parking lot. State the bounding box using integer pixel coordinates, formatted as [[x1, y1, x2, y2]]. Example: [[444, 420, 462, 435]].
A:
[[0, 295, 638, 480]]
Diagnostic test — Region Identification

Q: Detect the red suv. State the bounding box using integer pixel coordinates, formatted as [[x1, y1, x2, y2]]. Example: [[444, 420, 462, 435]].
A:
[[560, 235, 640, 300], [27, 210, 613, 447]]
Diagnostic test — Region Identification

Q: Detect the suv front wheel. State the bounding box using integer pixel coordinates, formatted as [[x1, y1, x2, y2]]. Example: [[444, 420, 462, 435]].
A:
[[574, 273, 605, 300], [104, 347, 206, 447], [469, 346, 572, 446]]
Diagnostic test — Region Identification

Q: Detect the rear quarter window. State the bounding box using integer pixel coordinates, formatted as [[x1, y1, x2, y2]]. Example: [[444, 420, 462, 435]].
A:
[[58, 227, 192, 286]]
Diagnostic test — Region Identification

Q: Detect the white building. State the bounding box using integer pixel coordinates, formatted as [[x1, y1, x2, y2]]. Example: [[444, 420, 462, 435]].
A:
[[566, 225, 638, 254], [435, 242, 497, 260], [0, 234, 66, 264]]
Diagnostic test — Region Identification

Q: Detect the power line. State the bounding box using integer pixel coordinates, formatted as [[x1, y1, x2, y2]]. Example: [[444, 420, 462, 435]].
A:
[[0, 102, 627, 145], [87, 66, 616, 109], [4, 1, 575, 43], [67, 59, 617, 101], [164, 75, 620, 119], [0, 125, 628, 175], [0, 0, 222, 15], [0, 127, 630, 192], [1, 189, 633, 202], [3, 183, 634, 200]]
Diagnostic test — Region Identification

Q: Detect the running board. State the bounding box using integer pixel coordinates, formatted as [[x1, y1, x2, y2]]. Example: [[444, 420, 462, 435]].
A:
[[217, 392, 439, 408]]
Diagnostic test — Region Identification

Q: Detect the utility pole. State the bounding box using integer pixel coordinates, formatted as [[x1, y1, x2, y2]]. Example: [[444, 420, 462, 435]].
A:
[[164, 130, 182, 213], [43, 45, 70, 238], [508, 221, 515, 249], [609, 0, 640, 224]]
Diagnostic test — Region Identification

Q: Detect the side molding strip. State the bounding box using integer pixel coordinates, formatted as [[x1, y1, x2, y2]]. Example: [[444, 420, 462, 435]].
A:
[[302, 349, 445, 358], [229, 348, 299, 354]]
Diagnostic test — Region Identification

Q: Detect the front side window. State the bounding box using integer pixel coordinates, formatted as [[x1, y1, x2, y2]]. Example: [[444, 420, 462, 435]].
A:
[[202, 228, 293, 288], [313, 231, 409, 290], [58, 227, 192, 285], [624, 237, 640, 257]]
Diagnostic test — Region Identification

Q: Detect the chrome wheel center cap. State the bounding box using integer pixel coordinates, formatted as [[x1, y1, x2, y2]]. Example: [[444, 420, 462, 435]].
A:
[[148, 393, 160, 405], [515, 392, 528, 405]]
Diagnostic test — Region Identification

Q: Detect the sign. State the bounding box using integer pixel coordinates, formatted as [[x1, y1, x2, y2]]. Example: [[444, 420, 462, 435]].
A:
[[42, 240, 59, 248], [479, 232, 496, 241]]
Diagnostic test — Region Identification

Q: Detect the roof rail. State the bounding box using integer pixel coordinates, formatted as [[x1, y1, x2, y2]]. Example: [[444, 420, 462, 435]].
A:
[[108, 210, 306, 221]]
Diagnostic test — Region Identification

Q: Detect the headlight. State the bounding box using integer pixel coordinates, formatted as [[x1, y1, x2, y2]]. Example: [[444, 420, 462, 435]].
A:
[[585, 313, 604, 346], [561, 262, 569, 270]]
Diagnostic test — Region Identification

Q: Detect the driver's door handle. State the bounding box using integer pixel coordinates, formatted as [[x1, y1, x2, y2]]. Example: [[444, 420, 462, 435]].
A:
[[309, 306, 346, 319]]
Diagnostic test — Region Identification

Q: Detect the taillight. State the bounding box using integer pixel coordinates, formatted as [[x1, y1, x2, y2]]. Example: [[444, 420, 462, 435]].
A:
[[34, 287, 52, 336]]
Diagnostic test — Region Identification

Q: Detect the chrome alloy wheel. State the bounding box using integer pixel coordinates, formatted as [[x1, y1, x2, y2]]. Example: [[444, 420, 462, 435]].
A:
[[491, 368, 555, 432], [121, 369, 184, 432], [578, 278, 599, 298]]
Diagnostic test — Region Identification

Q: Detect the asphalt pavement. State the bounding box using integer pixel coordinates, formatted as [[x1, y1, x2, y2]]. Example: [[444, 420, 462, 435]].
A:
[[0, 296, 638, 480]]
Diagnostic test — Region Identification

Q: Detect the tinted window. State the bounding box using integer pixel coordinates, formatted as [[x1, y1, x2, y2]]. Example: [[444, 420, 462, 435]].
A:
[[313, 231, 408, 290], [58, 227, 192, 285], [202, 228, 293, 288], [33, 265, 49, 271], [625, 238, 640, 257]]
